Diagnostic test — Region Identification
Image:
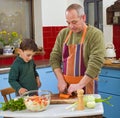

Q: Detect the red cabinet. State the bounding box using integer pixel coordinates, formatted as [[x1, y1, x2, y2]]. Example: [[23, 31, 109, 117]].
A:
[[0, 52, 45, 68]]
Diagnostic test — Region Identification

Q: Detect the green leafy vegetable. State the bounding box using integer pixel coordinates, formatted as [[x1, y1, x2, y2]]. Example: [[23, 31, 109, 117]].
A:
[[0, 98, 26, 111]]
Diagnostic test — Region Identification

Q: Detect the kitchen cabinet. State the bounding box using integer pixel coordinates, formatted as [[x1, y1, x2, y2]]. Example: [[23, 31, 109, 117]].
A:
[[106, 0, 120, 25], [98, 67, 120, 118], [37, 66, 59, 94]]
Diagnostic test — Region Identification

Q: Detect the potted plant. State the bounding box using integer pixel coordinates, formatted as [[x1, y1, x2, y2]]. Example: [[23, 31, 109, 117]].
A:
[[0, 30, 22, 55]]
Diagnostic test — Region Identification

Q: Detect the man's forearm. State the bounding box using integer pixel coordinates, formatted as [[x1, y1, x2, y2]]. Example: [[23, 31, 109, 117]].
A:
[[54, 68, 64, 81], [78, 74, 93, 88]]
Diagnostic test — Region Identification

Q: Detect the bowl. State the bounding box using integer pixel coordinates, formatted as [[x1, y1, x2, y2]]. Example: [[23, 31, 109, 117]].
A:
[[22, 90, 51, 112]]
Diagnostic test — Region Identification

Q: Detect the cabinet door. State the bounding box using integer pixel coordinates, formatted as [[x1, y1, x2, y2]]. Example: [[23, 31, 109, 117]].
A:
[[100, 68, 120, 78], [99, 92, 120, 118], [98, 76, 120, 95], [37, 67, 59, 94]]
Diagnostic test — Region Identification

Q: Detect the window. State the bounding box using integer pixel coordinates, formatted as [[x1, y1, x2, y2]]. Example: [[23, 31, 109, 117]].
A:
[[0, 0, 33, 39], [84, 0, 103, 31]]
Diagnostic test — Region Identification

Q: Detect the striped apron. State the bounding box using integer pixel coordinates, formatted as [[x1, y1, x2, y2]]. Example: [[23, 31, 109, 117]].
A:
[[62, 25, 97, 94]]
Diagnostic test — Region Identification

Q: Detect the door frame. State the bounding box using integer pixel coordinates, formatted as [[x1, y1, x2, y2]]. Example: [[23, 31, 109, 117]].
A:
[[84, 0, 103, 29]]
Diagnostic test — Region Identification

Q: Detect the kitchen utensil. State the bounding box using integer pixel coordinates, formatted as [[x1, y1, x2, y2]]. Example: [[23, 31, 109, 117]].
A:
[[3, 45, 15, 55], [22, 90, 51, 112], [105, 43, 116, 58]]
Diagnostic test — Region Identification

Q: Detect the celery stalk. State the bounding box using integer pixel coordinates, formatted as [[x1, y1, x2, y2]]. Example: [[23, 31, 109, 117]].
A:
[[65, 102, 78, 110]]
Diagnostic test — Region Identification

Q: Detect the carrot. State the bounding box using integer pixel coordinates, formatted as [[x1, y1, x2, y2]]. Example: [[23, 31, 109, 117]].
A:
[[29, 95, 39, 100], [59, 93, 70, 99]]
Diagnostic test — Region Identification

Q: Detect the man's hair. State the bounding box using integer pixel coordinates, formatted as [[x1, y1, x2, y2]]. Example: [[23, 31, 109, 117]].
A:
[[20, 38, 38, 52], [66, 4, 85, 16]]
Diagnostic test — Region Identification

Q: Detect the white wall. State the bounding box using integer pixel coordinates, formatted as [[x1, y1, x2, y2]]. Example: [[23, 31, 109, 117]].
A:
[[41, 0, 67, 26], [41, 0, 84, 26], [67, 0, 84, 7]]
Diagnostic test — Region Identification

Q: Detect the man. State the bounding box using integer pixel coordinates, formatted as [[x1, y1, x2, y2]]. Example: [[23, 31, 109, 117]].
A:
[[50, 4, 105, 95]]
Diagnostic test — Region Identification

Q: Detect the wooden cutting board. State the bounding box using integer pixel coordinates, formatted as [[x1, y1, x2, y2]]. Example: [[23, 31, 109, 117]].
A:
[[50, 94, 77, 104]]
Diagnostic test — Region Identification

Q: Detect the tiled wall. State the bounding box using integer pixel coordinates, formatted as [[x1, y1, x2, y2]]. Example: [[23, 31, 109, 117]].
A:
[[0, 53, 45, 68], [43, 26, 66, 59], [0, 26, 66, 67], [0, 56, 16, 67], [113, 25, 120, 59]]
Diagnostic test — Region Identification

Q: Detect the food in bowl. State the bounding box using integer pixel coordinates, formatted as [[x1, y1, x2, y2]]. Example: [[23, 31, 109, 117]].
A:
[[22, 90, 51, 111]]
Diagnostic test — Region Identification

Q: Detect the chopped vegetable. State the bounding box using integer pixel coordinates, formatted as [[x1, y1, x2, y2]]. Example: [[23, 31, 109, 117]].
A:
[[24, 95, 50, 111], [0, 98, 26, 111], [59, 93, 70, 99]]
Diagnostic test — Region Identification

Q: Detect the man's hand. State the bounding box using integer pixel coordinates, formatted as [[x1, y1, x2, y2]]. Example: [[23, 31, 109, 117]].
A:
[[58, 79, 67, 93], [68, 75, 92, 94], [54, 68, 67, 93], [68, 83, 81, 95]]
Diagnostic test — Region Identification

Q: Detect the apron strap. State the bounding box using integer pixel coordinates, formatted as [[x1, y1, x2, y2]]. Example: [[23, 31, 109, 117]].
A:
[[64, 30, 72, 44], [64, 24, 88, 44], [80, 24, 87, 44]]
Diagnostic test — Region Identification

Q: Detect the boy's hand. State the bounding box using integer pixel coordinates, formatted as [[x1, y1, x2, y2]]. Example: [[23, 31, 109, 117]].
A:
[[36, 76, 41, 88], [19, 88, 28, 95]]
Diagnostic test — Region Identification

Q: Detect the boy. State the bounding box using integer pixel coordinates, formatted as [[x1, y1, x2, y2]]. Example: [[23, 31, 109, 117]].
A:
[[9, 38, 41, 95]]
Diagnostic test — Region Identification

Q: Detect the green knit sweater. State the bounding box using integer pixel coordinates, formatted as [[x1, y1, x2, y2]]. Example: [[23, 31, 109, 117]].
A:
[[9, 56, 39, 93], [50, 25, 105, 78]]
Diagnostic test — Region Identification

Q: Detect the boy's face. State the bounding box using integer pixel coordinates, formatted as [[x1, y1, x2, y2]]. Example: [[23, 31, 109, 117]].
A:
[[19, 50, 35, 62]]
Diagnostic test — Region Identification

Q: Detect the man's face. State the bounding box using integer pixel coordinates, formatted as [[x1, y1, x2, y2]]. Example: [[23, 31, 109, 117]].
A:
[[20, 50, 35, 62], [65, 9, 85, 33]]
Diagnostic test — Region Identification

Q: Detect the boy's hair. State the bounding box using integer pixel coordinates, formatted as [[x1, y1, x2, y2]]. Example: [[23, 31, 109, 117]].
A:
[[20, 38, 38, 52]]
